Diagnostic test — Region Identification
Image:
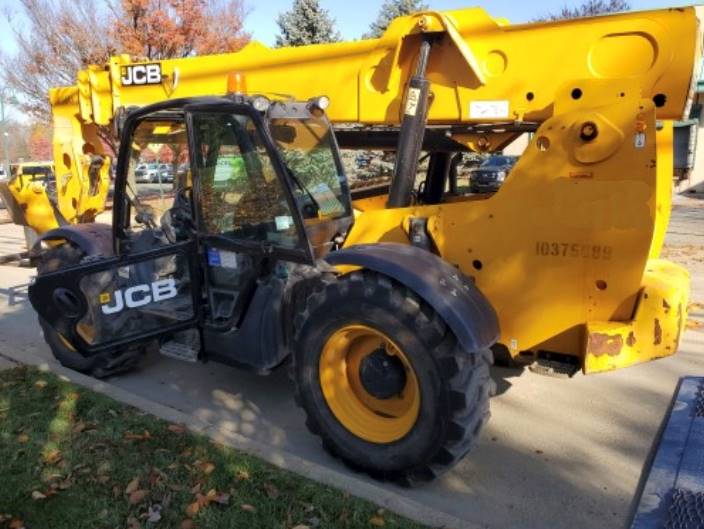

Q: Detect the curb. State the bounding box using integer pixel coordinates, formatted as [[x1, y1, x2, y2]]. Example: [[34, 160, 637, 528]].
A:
[[0, 348, 476, 529]]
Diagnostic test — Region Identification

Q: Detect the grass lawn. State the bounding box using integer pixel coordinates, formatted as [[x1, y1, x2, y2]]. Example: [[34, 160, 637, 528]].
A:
[[0, 366, 426, 529]]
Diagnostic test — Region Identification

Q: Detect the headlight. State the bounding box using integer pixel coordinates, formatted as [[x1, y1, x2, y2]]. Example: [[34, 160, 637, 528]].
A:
[[496, 171, 506, 182], [252, 95, 271, 112]]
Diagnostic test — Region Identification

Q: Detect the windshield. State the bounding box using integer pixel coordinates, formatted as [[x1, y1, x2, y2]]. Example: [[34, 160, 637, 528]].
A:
[[481, 156, 515, 168], [269, 116, 349, 220]]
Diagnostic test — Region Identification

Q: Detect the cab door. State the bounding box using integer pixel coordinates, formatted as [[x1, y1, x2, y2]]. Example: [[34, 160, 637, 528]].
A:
[[28, 111, 201, 355], [188, 104, 313, 370], [186, 106, 314, 333]]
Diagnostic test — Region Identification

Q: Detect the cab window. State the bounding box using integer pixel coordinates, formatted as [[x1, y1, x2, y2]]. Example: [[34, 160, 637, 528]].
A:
[[192, 112, 301, 249]]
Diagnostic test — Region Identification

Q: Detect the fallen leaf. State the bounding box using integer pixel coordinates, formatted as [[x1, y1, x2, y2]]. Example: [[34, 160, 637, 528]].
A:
[[17, 433, 29, 444], [112, 485, 121, 497], [240, 504, 256, 513], [180, 449, 192, 458], [43, 448, 62, 465], [127, 515, 140, 529], [168, 424, 186, 434], [72, 422, 86, 434], [369, 515, 385, 527], [190, 483, 202, 494], [186, 500, 201, 518], [9, 518, 24, 529], [686, 319, 703, 330], [201, 462, 215, 475], [263, 482, 279, 499], [31, 491, 47, 500], [34, 379, 48, 389], [180, 520, 194, 529], [125, 477, 140, 495], [58, 479, 73, 490], [97, 475, 110, 484], [97, 462, 111, 475], [129, 489, 149, 505], [292, 525, 311, 529], [236, 469, 250, 481], [124, 430, 152, 441]]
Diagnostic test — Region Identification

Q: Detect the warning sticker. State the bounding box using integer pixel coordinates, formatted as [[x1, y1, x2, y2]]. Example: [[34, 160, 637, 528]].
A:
[[469, 100, 510, 120], [405, 87, 421, 117], [634, 133, 646, 149]]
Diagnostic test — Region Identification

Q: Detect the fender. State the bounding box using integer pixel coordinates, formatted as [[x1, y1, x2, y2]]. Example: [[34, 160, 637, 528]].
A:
[[325, 242, 499, 353], [30, 223, 114, 259]]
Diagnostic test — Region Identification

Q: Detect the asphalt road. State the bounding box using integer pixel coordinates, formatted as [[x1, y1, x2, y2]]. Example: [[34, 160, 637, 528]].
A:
[[0, 195, 702, 529]]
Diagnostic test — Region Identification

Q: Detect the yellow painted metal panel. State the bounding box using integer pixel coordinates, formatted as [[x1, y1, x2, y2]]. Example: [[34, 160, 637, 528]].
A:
[[345, 79, 673, 362], [649, 120, 673, 259], [584, 259, 690, 373]]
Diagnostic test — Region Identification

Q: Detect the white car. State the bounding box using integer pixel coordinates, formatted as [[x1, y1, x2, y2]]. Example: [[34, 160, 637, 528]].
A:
[[135, 163, 159, 183]]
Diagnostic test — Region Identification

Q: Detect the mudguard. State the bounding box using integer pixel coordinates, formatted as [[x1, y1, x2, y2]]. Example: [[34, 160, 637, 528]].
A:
[[30, 223, 114, 259], [325, 242, 499, 352]]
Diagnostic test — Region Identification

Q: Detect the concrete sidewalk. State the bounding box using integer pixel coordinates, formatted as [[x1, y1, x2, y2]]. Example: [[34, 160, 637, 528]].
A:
[[0, 194, 702, 529]]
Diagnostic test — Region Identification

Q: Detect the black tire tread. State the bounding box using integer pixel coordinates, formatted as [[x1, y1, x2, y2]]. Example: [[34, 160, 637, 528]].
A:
[[290, 269, 493, 486]]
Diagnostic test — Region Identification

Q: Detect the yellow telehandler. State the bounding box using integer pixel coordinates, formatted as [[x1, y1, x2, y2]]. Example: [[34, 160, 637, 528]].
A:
[[15, 6, 704, 483]]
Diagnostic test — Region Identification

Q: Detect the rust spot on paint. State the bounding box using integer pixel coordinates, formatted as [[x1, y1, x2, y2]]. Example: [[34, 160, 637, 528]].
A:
[[626, 332, 636, 347], [654, 318, 662, 346], [588, 333, 624, 356], [663, 299, 671, 313]]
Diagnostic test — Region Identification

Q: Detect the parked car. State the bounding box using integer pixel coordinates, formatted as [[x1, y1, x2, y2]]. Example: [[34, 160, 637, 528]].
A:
[[156, 168, 174, 183], [135, 163, 158, 183], [469, 155, 518, 193]]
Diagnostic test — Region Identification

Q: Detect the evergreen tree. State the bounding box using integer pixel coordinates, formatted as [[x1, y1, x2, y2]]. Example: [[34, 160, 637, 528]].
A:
[[535, 0, 630, 21], [364, 0, 428, 39], [275, 0, 340, 47]]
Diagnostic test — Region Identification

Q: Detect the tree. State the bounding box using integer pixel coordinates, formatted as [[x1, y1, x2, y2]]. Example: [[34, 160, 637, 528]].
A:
[[28, 123, 53, 160], [535, 0, 630, 21], [0, 0, 116, 122], [364, 0, 428, 39], [111, 0, 250, 60], [275, 0, 340, 47], [1, 0, 251, 124]]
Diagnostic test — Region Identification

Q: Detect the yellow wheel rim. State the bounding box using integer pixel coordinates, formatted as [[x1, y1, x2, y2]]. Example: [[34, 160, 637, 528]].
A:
[[319, 324, 420, 444]]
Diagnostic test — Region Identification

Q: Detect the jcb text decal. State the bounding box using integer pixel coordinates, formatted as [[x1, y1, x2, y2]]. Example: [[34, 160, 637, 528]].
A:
[[100, 278, 177, 315], [120, 64, 162, 86]]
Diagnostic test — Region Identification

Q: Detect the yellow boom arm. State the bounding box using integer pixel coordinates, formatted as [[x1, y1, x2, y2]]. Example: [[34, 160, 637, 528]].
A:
[[11, 5, 699, 236]]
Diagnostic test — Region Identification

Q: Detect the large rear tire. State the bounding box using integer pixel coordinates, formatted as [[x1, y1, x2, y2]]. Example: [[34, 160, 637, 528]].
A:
[[292, 270, 493, 485], [36, 242, 138, 378]]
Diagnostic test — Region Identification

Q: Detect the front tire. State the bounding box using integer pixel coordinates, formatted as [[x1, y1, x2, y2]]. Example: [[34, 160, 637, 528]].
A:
[[293, 271, 493, 485]]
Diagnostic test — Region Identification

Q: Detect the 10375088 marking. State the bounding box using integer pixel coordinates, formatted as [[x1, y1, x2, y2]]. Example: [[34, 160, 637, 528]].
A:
[[535, 241, 612, 260]]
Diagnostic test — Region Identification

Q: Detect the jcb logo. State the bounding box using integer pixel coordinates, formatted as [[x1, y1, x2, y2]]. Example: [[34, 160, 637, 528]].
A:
[[100, 278, 177, 315], [121, 64, 162, 86]]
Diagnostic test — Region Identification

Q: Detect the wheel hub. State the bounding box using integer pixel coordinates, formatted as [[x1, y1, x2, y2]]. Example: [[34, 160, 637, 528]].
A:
[[359, 348, 407, 399]]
